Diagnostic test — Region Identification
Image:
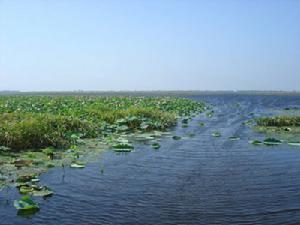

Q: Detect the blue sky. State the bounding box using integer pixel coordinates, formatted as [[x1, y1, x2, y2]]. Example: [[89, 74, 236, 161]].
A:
[[0, 0, 299, 91]]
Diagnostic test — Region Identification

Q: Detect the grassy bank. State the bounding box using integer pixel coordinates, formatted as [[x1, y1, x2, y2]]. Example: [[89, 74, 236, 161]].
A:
[[0, 96, 205, 151]]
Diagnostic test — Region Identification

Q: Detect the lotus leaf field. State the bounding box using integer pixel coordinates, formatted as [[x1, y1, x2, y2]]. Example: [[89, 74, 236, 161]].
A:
[[0, 96, 206, 214]]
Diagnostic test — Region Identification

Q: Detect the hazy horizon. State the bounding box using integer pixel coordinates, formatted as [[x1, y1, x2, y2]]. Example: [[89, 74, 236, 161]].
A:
[[1, 0, 300, 91]]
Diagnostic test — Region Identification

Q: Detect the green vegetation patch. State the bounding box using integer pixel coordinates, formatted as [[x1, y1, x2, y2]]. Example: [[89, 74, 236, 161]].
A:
[[256, 115, 300, 127], [254, 115, 300, 147], [0, 96, 205, 151]]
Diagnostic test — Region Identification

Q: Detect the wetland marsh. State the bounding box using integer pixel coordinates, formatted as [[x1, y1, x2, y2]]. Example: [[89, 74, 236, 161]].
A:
[[1, 93, 300, 224]]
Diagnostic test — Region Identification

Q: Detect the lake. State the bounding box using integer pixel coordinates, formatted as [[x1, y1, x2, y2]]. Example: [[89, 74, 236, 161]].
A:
[[1, 94, 300, 225]]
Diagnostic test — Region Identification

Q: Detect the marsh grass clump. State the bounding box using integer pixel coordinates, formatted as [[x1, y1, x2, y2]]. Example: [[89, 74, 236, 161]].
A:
[[256, 116, 300, 127], [0, 112, 96, 150]]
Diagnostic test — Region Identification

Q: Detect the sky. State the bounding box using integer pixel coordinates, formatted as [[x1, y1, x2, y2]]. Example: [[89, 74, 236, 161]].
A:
[[0, 0, 300, 91]]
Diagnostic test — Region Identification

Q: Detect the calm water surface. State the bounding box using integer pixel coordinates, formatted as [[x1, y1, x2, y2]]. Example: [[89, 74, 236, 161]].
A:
[[1, 95, 300, 225]]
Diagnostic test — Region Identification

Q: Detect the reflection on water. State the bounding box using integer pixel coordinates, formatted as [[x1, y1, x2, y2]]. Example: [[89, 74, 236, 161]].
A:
[[1, 94, 300, 225]]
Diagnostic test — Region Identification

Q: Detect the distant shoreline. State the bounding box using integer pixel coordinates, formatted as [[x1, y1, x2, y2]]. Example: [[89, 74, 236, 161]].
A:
[[1, 90, 300, 96]]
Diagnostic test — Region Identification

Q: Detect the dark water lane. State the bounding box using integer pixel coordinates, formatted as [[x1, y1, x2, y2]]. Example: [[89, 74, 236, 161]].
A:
[[1, 95, 300, 225]]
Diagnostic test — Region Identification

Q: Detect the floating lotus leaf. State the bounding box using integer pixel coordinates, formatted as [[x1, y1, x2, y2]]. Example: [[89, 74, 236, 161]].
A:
[[212, 132, 221, 137], [250, 140, 263, 145], [287, 142, 300, 146], [114, 148, 132, 153], [172, 136, 181, 140], [181, 118, 189, 124], [32, 187, 53, 197], [263, 138, 282, 146], [151, 143, 161, 149], [14, 195, 39, 212], [229, 136, 240, 141], [19, 186, 33, 194], [70, 163, 86, 168], [135, 134, 155, 141]]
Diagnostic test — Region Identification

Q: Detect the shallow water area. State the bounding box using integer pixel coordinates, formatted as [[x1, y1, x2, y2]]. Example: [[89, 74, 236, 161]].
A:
[[1, 94, 300, 225]]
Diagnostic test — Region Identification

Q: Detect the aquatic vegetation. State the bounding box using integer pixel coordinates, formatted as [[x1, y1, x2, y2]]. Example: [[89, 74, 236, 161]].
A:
[[14, 195, 39, 213], [112, 138, 135, 152], [254, 115, 300, 146], [206, 111, 214, 118], [0, 95, 206, 215], [199, 122, 205, 126], [229, 136, 240, 141], [70, 162, 86, 168], [151, 142, 161, 149], [181, 118, 189, 124], [256, 116, 300, 127], [249, 140, 263, 145], [182, 124, 189, 128], [186, 132, 195, 138], [0, 96, 205, 150], [212, 132, 221, 137], [31, 187, 53, 197], [113, 143, 134, 152], [172, 136, 181, 140], [243, 120, 253, 126], [263, 138, 282, 146], [18, 184, 53, 197], [287, 142, 300, 146]]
